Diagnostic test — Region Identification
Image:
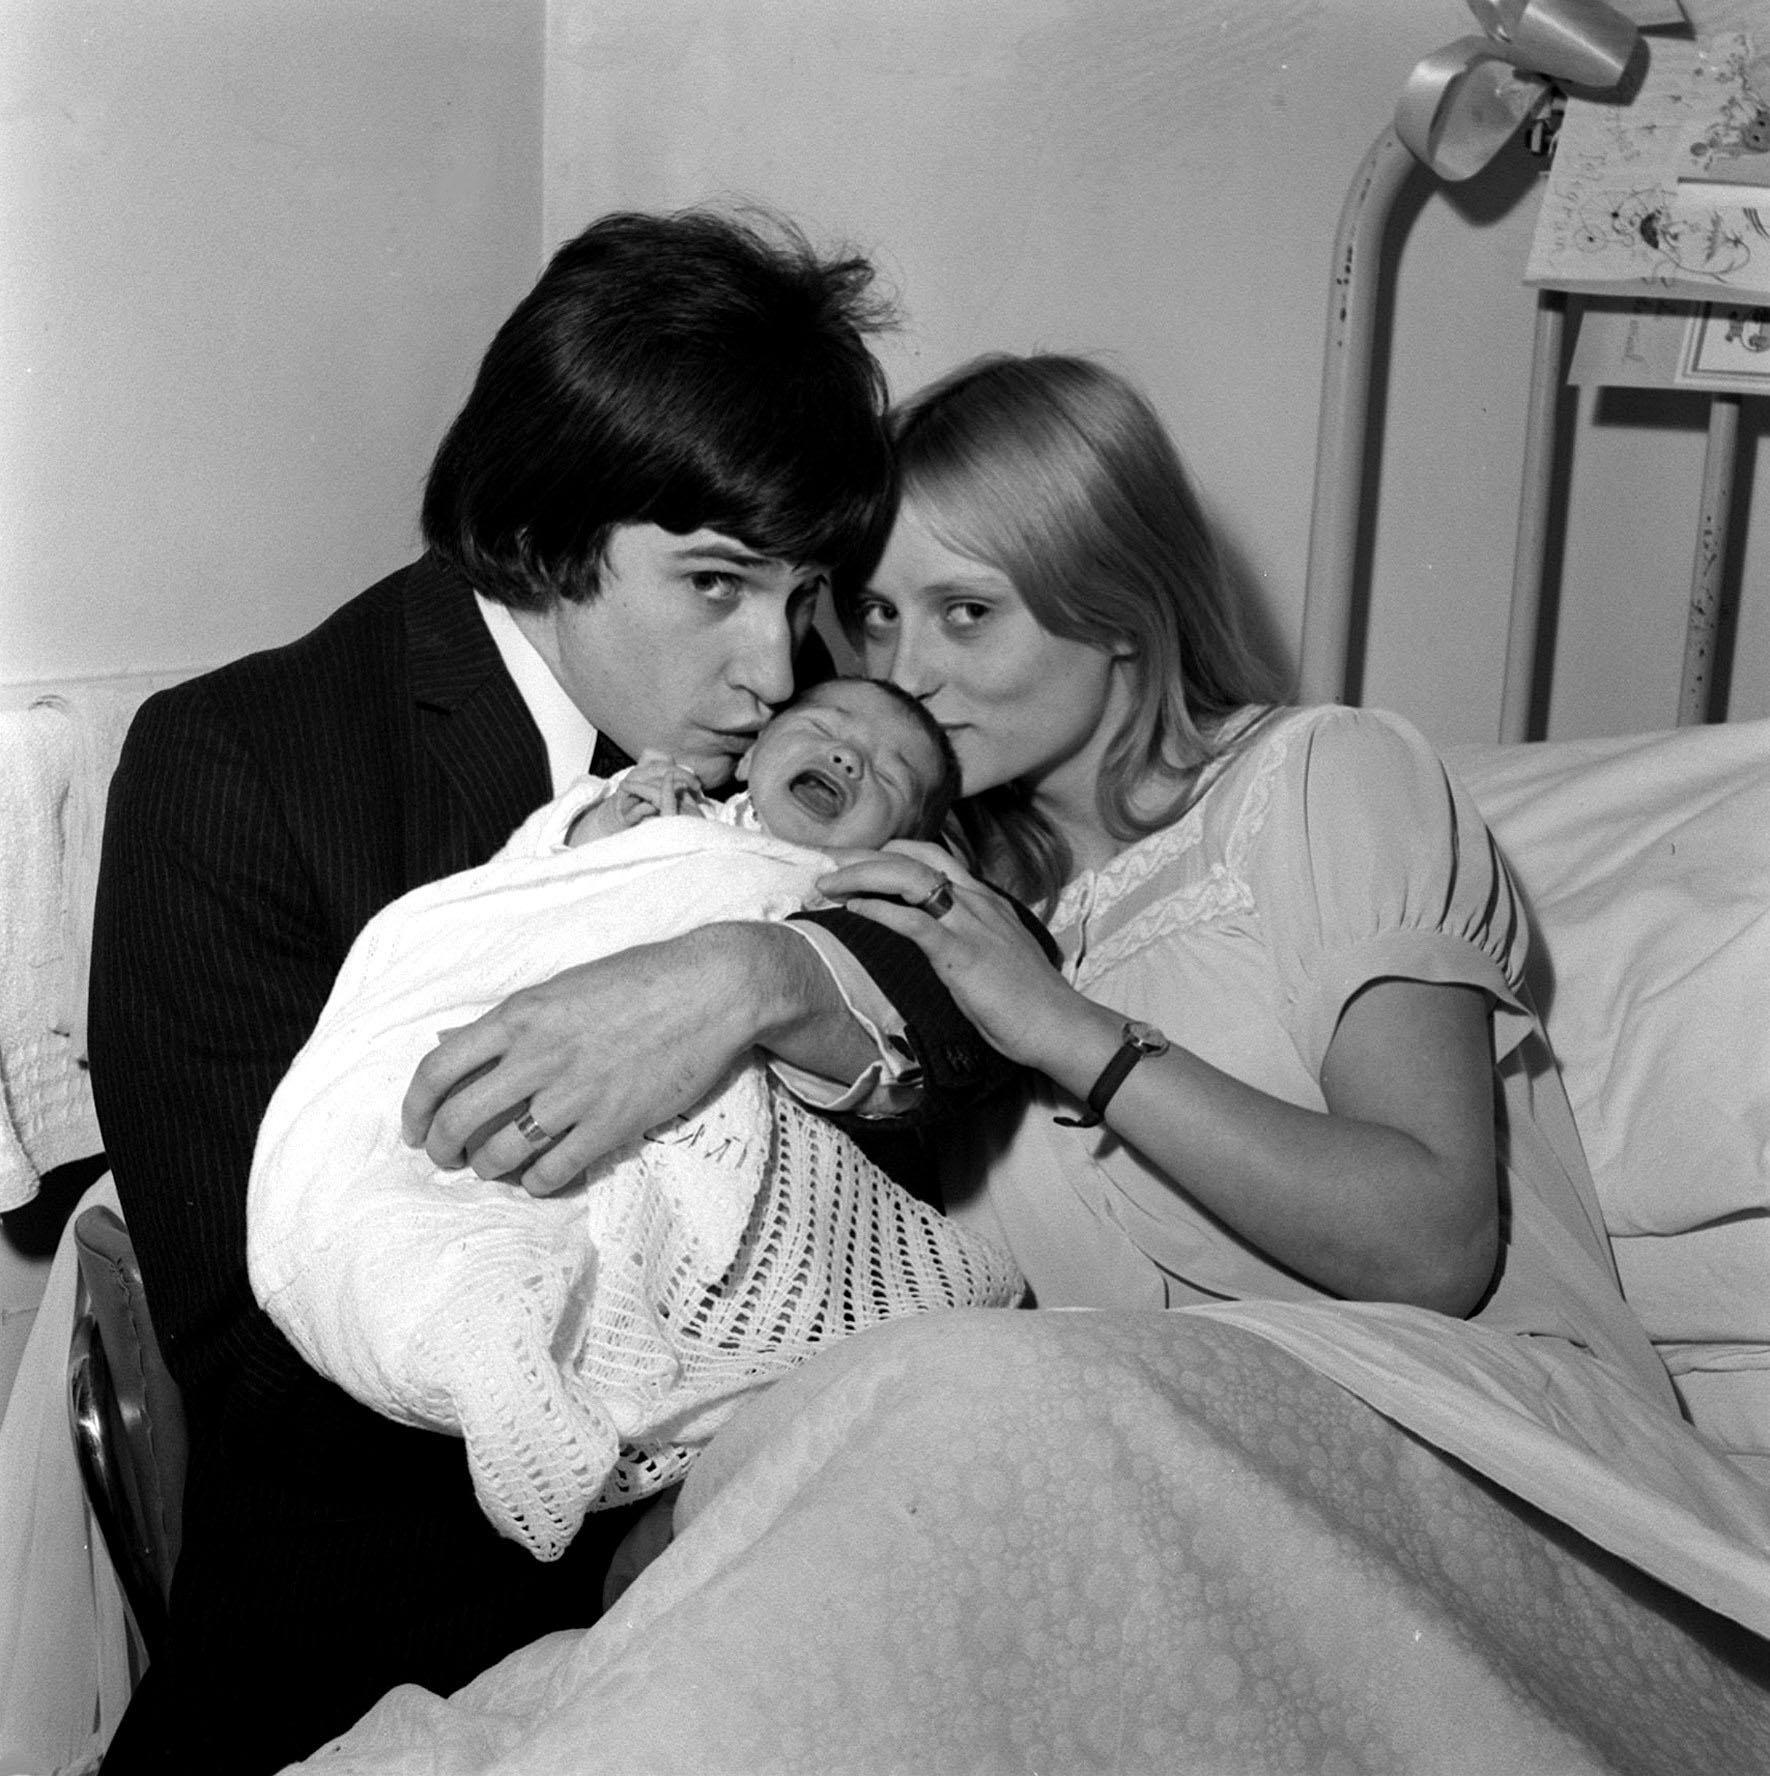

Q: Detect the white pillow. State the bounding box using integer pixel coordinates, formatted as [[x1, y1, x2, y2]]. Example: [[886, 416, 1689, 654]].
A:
[[1448, 719, 1770, 1240], [1653, 1346, 1770, 1481], [1608, 1218, 1770, 1343]]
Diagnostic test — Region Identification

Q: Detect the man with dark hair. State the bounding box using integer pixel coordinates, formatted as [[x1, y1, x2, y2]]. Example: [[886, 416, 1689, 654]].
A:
[[422, 208, 894, 615], [88, 208, 1000, 1775]]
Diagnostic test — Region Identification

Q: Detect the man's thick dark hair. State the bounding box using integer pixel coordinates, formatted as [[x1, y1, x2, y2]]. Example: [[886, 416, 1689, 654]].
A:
[[422, 208, 897, 609]]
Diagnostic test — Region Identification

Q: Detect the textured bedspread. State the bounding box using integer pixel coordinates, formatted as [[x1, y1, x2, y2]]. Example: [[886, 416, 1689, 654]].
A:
[[291, 1307, 1770, 1776]]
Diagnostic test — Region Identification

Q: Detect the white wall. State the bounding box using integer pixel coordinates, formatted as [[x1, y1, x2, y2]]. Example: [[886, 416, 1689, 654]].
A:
[[4, 1, 1763, 721], [0, 0, 546, 682], [545, 0, 1767, 744]]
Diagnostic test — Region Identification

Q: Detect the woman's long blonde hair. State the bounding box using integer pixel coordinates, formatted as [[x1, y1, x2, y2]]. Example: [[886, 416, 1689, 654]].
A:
[[860, 352, 1286, 911]]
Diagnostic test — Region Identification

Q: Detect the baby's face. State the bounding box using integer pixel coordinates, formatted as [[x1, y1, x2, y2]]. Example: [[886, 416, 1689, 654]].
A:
[[740, 681, 943, 849]]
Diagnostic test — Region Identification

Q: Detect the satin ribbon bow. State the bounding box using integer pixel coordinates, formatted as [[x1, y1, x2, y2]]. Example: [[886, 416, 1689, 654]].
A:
[[1396, 0, 1643, 181]]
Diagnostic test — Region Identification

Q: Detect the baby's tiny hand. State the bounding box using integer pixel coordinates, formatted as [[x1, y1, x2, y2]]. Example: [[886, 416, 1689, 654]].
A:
[[618, 751, 703, 825]]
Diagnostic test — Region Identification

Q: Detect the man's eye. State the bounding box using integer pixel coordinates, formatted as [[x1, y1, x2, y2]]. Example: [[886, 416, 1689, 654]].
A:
[[690, 571, 744, 601], [855, 600, 896, 634], [945, 601, 990, 630]]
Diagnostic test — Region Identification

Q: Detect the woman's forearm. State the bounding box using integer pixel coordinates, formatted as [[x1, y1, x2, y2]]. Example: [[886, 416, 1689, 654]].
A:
[[1026, 985, 1500, 1315]]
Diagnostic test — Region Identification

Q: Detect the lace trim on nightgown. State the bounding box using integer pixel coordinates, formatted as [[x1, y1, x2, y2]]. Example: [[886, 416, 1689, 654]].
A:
[[1052, 713, 1298, 992]]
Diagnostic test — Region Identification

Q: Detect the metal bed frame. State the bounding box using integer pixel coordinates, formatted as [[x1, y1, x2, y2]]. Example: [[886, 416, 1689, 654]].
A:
[[1299, 121, 1746, 738]]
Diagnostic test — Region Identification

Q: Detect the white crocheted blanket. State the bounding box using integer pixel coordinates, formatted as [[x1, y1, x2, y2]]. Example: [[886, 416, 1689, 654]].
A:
[[248, 788, 1022, 1559]]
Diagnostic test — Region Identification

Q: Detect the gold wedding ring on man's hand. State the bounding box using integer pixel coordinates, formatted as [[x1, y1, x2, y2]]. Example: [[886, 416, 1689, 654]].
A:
[[513, 1106, 554, 1148], [916, 876, 956, 920]]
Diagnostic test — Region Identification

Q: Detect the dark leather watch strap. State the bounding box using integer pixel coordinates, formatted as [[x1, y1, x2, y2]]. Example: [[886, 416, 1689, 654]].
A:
[[1054, 1021, 1169, 1128]]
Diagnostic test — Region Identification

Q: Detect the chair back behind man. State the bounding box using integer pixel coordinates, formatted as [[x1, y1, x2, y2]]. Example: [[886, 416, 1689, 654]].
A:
[[66, 1204, 186, 1673]]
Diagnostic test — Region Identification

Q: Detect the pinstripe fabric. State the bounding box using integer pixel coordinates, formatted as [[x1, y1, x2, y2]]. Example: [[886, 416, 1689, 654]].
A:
[[85, 554, 1007, 1773], [87, 557, 638, 1772]]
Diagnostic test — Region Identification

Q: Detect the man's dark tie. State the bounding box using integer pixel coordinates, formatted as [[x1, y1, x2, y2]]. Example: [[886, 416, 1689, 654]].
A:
[[588, 731, 634, 779]]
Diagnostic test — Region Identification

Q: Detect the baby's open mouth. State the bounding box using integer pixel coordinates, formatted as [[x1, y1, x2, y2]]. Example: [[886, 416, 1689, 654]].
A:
[[787, 767, 852, 821]]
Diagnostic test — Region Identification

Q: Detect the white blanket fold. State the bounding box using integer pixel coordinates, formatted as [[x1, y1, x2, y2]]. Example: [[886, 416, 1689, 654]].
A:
[[0, 681, 165, 1210], [0, 704, 95, 1209]]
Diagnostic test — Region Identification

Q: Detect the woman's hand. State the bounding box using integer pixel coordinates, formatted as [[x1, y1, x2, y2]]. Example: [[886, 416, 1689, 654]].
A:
[[813, 842, 1078, 1070]]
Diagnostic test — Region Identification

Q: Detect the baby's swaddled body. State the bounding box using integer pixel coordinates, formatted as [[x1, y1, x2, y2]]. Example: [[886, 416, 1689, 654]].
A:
[[248, 779, 1022, 1560]]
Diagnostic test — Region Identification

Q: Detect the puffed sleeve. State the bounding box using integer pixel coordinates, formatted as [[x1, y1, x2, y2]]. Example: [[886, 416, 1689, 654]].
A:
[[1252, 707, 1533, 1081]]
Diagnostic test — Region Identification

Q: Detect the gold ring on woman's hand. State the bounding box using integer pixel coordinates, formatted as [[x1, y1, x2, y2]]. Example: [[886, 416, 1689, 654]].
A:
[[917, 876, 956, 920]]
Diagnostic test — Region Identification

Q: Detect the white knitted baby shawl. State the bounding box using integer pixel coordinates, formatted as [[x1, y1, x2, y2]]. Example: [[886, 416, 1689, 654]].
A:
[[248, 787, 1023, 1559]]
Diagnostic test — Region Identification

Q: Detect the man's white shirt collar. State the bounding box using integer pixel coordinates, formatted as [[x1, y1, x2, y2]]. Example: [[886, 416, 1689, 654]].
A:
[[474, 593, 596, 797]]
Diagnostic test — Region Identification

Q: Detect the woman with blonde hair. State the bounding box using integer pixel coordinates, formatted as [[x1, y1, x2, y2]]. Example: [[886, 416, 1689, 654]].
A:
[[830, 350, 1645, 1345]]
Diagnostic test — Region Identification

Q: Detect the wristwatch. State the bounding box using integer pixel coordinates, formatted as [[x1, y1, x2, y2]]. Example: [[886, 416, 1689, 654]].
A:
[[1054, 1019, 1170, 1128]]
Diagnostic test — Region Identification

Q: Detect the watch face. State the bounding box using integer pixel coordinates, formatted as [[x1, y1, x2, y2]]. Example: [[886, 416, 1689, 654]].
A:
[[1124, 1020, 1169, 1054]]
